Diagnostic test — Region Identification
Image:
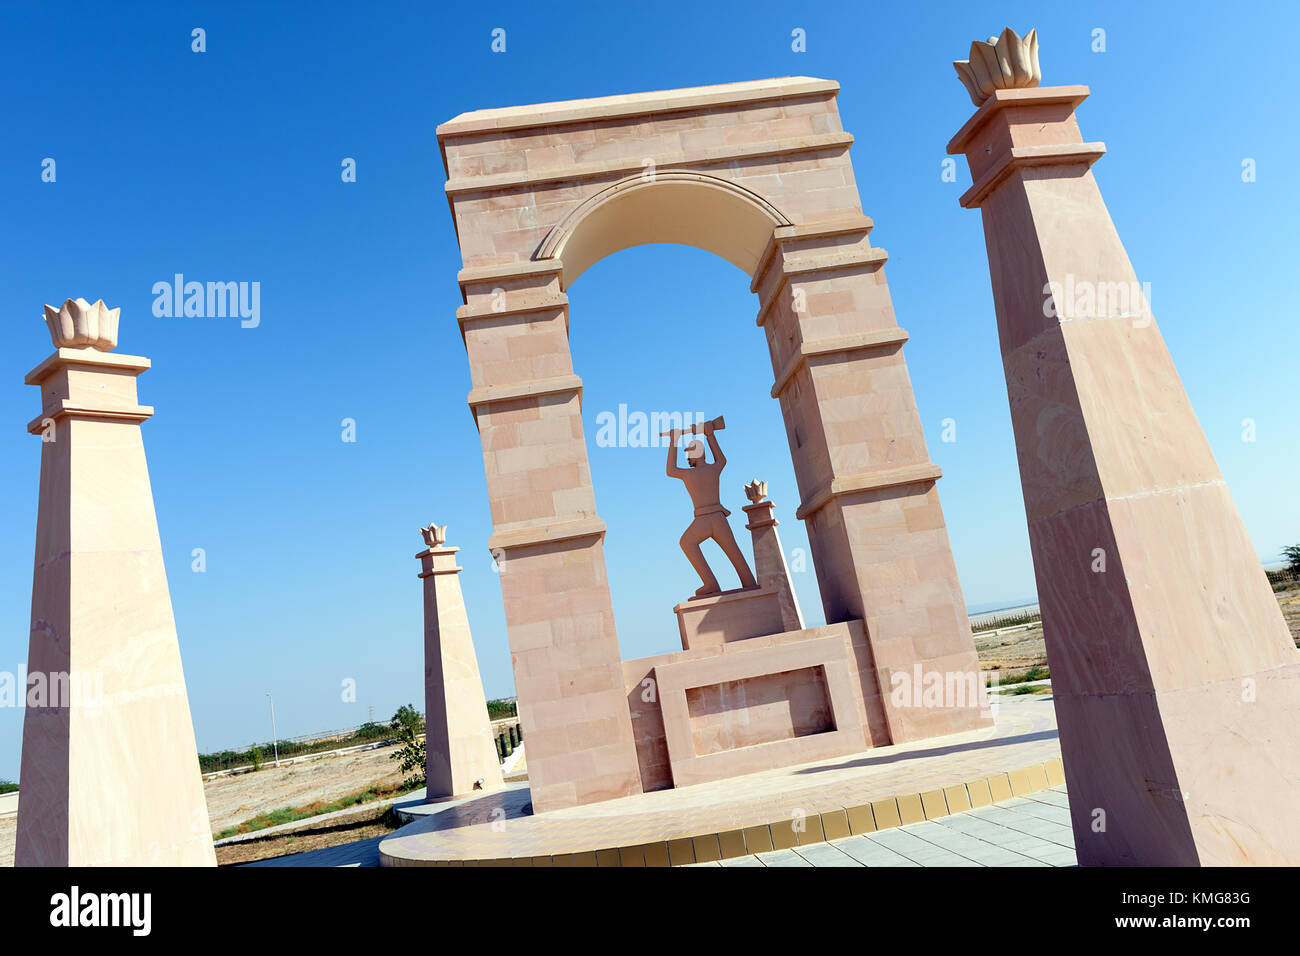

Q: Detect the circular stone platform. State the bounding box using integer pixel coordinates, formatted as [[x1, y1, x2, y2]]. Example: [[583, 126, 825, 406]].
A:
[[379, 693, 1063, 866]]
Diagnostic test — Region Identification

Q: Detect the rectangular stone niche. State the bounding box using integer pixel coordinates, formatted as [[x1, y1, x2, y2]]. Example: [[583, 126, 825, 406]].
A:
[[686, 666, 833, 756], [655, 633, 865, 788]]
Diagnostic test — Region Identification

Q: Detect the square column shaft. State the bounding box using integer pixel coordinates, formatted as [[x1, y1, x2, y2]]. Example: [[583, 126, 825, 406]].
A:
[[16, 348, 215, 866], [949, 85, 1300, 865], [754, 221, 991, 746], [459, 264, 643, 813], [418, 544, 504, 798]]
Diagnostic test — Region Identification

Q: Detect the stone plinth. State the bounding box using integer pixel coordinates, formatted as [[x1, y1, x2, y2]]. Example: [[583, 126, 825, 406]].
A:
[[948, 82, 1300, 865], [674, 586, 785, 650], [660, 632, 863, 790], [16, 346, 215, 866], [655, 631, 864, 788], [624, 620, 883, 791], [418, 541, 504, 800]]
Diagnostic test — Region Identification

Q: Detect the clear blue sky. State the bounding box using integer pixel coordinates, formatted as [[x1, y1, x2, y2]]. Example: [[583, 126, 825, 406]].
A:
[[2, 1, 1297, 778]]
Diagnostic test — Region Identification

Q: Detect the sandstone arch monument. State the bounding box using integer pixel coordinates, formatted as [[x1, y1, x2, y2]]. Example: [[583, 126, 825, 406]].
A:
[[436, 76, 989, 814]]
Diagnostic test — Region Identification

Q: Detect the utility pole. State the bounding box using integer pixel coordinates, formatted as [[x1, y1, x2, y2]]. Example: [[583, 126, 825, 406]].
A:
[[266, 693, 280, 767]]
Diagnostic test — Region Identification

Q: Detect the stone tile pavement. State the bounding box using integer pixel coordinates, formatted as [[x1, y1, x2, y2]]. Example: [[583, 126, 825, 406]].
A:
[[249, 786, 1077, 868], [244, 834, 387, 867], [696, 787, 1077, 867]]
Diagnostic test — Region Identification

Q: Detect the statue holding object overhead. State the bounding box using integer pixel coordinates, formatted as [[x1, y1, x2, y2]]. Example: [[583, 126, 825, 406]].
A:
[[663, 416, 758, 597]]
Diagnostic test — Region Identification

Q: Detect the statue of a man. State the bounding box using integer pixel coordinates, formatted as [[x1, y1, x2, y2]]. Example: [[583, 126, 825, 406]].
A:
[[664, 418, 758, 597]]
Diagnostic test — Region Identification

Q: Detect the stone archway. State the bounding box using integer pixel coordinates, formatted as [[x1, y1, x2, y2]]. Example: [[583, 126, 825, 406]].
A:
[[437, 77, 988, 813]]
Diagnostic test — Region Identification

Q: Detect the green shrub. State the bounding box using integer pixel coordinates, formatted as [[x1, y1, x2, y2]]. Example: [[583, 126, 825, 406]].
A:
[[389, 704, 426, 789]]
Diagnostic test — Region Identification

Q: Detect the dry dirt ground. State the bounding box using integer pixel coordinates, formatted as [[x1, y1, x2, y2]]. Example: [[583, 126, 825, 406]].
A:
[[214, 805, 400, 866], [203, 743, 408, 833], [0, 743, 410, 866], [1279, 589, 1300, 641], [975, 623, 1049, 678]]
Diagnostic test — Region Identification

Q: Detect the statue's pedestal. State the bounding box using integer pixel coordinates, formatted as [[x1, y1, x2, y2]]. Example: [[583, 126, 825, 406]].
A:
[[673, 585, 784, 651]]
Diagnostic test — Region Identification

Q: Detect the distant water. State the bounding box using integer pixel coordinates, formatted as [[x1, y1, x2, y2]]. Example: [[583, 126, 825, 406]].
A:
[[966, 599, 1039, 616], [967, 602, 1041, 630]]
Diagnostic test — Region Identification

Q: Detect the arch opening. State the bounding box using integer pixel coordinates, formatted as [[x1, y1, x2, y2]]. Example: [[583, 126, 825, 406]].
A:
[[537, 172, 793, 290]]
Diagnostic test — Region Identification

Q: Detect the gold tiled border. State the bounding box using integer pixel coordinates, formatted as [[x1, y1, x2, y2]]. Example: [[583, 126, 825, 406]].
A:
[[390, 758, 1067, 867]]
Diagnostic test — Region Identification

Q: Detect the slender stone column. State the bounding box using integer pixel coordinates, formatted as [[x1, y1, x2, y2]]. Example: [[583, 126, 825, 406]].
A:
[[947, 37, 1300, 864], [741, 480, 804, 633], [417, 525, 504, 799], [16, 299, 215, 866]]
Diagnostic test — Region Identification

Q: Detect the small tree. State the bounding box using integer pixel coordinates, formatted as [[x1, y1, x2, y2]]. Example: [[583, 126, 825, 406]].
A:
[[389, 704, 426, 789], [1282, 544, 1300, 576], [249, 746, 264, 771]]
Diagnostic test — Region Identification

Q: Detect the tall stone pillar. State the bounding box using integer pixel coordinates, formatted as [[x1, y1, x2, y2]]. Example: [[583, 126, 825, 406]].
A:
[[457, 261, 642, 813], [16, 298, 215, 866], [947, 29, 1300, 864], [417, 524, 504, 799], [753, 218, 991, 746], [741, 480, 804, 633]]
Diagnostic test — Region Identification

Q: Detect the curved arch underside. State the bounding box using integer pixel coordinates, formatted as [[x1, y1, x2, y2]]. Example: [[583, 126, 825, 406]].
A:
[[539, 173, 792, 289]]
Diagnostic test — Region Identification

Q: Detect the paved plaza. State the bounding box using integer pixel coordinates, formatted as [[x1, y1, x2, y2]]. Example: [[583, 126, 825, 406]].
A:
[[698, 787, 1076, 867], [249, 785, 1076, 868]]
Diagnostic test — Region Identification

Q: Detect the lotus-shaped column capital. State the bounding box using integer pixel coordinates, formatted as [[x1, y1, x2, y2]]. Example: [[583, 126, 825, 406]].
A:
[[954, 27, 1041, 107], [743, 479, 769, 504], [42, 298, 120, 350], [420, 523, 448, 548]]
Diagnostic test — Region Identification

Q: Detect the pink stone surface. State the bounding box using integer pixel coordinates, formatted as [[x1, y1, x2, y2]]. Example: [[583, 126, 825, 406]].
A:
[[653, 631, 865, 788], [622, 621, 880, 791], [673, 586, 786, 650], [951, 86, 1300, 865], [686, 666, 833, 756], [744, 496, 805, 632], [16, 348, 215, 866], [497, 538, 643, 813], [419, 543, 504, 799]]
